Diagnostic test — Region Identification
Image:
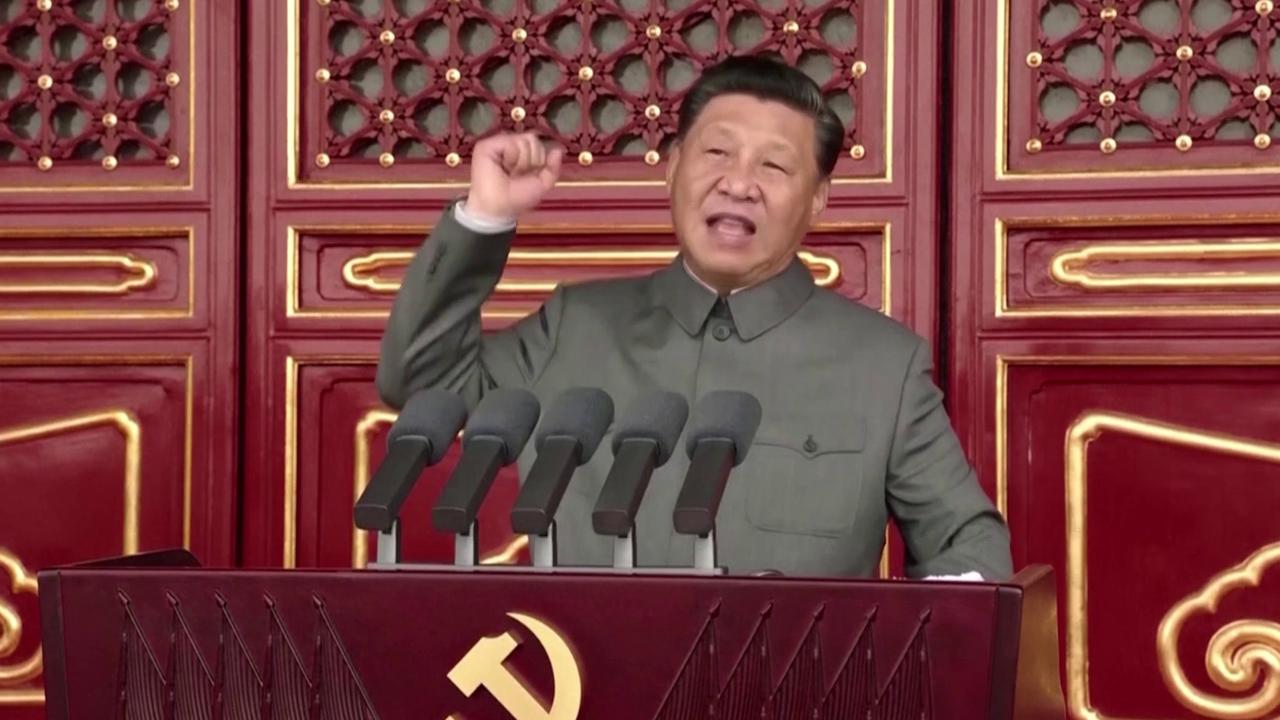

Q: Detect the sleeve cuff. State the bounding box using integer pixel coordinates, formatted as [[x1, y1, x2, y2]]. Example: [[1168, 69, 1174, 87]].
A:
[[454, 199, 517, 234], [923, 571, 985, 582]]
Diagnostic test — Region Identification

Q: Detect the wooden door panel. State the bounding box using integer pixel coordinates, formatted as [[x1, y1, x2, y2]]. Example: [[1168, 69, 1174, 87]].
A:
[[0, 352, 196, 710], [0, 213, 209, 329], [284, 221, 894, 330], [978, 200, 1280, 332], [991, 352, 1280, 720]]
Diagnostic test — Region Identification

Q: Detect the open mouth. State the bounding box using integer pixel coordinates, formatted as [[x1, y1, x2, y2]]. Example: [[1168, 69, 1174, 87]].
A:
[[705, 212, 758, 238]]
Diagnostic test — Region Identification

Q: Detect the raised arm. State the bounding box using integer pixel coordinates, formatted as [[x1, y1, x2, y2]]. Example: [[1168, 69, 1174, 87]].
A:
[[375, 133, 565, 409]]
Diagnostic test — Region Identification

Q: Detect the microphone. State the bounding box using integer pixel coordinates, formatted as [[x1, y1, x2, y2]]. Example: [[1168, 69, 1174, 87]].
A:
[[591, 391, 689, 568], [431, 388, 540, 565], [673, 391, 763, 570], [353, 389, 468, 564], [510, 388, 614, 566]]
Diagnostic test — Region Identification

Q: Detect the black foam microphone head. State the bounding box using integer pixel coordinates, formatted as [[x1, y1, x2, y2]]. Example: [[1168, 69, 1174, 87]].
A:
[[387, 388, 468, 464], [534, 387, 615, 462], [610, 391, 690, 466], [685, 390, 763, 465], [462, 388, 541, 463]]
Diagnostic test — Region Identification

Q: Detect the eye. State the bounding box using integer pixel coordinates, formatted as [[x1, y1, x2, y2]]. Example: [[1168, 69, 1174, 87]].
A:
[[764, 161, 791, 174], [705, 147, 728, 156]]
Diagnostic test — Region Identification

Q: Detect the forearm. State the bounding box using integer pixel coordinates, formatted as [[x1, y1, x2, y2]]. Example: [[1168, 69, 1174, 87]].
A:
[[375, 204, 516, 409], [888, 340, 1014, 581]]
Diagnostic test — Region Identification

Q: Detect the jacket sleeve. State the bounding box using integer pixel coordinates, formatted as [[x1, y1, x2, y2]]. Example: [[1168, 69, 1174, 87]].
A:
[[375, 204, 565, 410], [885, 339, 1013, 580]]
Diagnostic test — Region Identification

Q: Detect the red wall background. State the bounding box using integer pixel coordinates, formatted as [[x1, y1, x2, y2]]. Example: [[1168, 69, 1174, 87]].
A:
[[1, 1, 1278, 718]]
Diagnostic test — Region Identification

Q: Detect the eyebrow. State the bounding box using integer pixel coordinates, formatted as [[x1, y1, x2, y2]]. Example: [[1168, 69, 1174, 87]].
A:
[[699, 123, 803, 157]]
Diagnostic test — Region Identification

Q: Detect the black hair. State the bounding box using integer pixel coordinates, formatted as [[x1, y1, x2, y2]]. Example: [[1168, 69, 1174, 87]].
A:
[[675, 54, 845, 177]]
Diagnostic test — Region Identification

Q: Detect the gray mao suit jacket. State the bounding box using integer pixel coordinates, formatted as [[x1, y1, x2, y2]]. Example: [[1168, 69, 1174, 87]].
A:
[[376, 206, 1013, 580]]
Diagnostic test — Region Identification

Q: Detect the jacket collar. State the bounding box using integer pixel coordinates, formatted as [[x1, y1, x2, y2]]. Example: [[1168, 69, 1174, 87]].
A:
[[651, 254, 815, 341]]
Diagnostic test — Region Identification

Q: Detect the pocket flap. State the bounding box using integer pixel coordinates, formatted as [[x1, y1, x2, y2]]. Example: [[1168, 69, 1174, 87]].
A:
[[752, 416, 866, 458]]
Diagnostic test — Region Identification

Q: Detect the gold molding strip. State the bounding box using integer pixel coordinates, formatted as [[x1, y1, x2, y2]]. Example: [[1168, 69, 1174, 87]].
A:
[[0, 252, 157, 295], [993, 0, 1280, 180], [995, 217, 1280, 317], [0, 549, 41, 704], [287, 221, 892, 319], [285, 0, 893, 188], [1158, 542, 1280, 720], [0, 227, 195, 320], [341, 248, 843, 295], [0, 410, 142, 555], [1066, 411, 1280, 720], [1051, 241, 1280, 291]]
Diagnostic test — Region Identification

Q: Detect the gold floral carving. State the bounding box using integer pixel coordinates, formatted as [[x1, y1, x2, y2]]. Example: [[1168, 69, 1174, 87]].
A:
[[351, 408, 527, 568], [0, 549, 41, 704], [1157, 542, 1280, 719], [341, 248, 843, 294], [1065, 411, 1280, 720]]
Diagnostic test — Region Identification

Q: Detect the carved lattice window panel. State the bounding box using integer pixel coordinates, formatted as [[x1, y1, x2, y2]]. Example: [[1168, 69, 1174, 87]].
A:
[[0, 0, 192, 187], [1005, 0, 1280, 175], [296, 0, 888, 186]]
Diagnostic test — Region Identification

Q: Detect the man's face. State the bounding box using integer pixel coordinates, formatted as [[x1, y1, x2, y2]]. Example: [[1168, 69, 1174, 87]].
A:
[[667, 93, 830, 293]]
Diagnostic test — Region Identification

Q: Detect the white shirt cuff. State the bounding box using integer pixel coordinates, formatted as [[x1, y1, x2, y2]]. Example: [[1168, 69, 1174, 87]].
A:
[[453, 200, 516, 234], [923, 571, 985, 582]]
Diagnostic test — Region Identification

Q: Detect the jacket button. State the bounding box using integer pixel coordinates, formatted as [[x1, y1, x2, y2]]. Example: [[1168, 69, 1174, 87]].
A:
[[803, 435, 818, 453], [712, 324, 732, 341]]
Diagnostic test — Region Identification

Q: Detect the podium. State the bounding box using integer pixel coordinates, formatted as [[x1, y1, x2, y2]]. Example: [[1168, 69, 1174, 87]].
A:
[[38, 550, 1065, 719]]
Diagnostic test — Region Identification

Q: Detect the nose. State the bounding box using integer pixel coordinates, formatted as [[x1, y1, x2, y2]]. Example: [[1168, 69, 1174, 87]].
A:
[[714, 164, 761, 203]]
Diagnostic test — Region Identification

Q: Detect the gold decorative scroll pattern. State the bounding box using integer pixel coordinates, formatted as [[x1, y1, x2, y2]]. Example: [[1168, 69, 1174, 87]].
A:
[[0, 252, 157, 295], [352, 409, 526, 568], [995, 217, 1280, 317], [0, 410, 144, 706], [1051, 241, 1280, 291], [1158, 542, 1280, 720], [1065, 411, 1280, 720], [0, 549, 40, 705], [342, 248, 843, 295]]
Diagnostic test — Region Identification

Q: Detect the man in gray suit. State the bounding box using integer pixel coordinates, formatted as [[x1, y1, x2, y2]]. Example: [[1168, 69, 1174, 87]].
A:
[[377, 55, 1012, 580]]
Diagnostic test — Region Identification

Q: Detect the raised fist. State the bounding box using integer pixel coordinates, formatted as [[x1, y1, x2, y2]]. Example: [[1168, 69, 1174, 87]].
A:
[[464, 132, 564, 223]]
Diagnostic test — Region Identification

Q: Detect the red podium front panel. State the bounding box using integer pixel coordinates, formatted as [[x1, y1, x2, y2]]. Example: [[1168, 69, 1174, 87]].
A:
[[38, 553, 1064, 719]]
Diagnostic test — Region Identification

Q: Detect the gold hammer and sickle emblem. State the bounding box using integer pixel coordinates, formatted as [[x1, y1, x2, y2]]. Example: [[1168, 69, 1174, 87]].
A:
[[445, 612, 582, 720]]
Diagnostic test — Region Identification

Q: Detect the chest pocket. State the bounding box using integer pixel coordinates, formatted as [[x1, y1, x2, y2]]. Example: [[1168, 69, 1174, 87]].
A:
[[742, 417, 867, 538]]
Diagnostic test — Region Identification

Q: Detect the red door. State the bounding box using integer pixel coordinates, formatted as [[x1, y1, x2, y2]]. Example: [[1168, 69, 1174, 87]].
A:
[[951, 1, 1280, 717], [0, 0, 239, 716]]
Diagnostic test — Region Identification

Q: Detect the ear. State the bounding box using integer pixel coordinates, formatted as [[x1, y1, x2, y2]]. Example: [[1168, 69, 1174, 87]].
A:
[[810, 178, 830, 218]]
